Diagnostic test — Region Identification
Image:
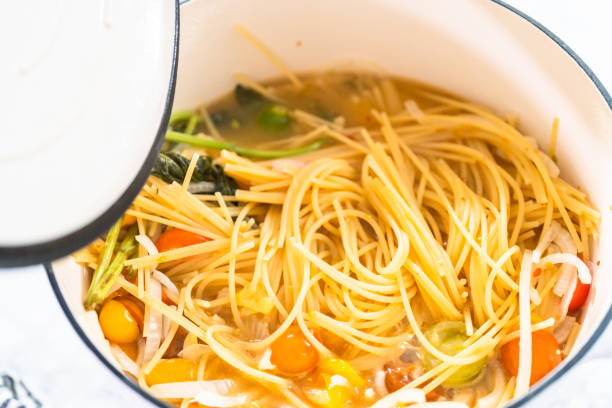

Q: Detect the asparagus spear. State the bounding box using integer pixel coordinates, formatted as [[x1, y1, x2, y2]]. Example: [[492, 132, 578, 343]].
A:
[[84, 220, 137, 309]]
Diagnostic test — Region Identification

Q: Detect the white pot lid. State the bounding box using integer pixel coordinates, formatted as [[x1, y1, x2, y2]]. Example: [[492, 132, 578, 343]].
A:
[[0, 0, 179, 266]]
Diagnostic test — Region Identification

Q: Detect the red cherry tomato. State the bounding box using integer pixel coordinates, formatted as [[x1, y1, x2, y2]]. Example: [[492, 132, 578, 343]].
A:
[[155, 228, 208, 253], [568, 280, 590, 312], [501, 330, 562, 385]]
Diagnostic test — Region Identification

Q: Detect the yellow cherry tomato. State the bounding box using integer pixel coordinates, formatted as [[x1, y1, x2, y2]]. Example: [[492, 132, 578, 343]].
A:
[[99, 299, 140, 344], [145, 358, 197, 386], [319, 358, 365, 387]]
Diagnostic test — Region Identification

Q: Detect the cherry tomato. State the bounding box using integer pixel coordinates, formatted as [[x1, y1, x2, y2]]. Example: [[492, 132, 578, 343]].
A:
[[568, 280, 590, 312], [501, 330, 562, 385], [99, 300, 140, 344], [115, 296, 145, 329], [145, 358, 196, 386], [270, 326, 319, 374], [155, 228, 208, 253]]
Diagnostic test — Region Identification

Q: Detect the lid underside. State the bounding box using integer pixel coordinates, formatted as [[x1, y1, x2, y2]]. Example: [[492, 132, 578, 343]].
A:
[[0, 0, 179, 266]]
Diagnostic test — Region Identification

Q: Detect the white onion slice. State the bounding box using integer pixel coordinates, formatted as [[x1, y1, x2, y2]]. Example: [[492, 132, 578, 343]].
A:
[[541, 253, 591, 285], [161, 305, 176, 339], [152, 269, 180, 299], [150, 380, 234, 399], [110, 344, 139, 377], [515, 250, 533, 398], [194, 391, 248, 407], [533, 221, 568, 262], [529, 288, 541, 306], [135, 234, 158, 256], [143, 278, 163, 363], [369, 387, 426, 408], [179, 344, 211, 363], [256, 348, 275, 370], [554, 315, 577, 344]]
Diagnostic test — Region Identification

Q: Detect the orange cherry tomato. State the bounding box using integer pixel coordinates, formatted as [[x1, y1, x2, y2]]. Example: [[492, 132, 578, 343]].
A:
[[155, 228, 209, 253], [115, 296, 145, 329], [270, 326, 319, 374], [568, 280, 590, 312], [98, 300, 140, 344], [501, 330, 562, 385], [145, 358, 196, 386]]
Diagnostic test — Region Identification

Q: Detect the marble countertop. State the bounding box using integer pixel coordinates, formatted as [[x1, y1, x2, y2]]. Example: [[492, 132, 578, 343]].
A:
[[2, 1, 611, 407]]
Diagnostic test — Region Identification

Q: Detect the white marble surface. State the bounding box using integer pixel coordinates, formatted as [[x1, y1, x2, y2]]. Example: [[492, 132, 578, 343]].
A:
[[2, 1, 611, 407]]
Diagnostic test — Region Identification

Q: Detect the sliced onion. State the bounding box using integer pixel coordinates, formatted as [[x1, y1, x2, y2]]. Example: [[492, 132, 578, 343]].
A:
[[256, 348, 275, 370], [554, 315, 577, 344], [410, 403, 469, 408], [136, 337, 146, 366], [161, 305, 176, 339], [110, 344, 139, 377], [135, 234, 159, 256], [244, 315, 270, 340], [143, 278, 163, 363], [369, 387, 426, 408], [533, 221, 568, 262], [81, 310, 115, 364], [152, 269, 180, 299], [150, 380, 234, 399], [179, 344, 211, 363], [194, 390, 248, 407], [515, 250, 533, 398], [542, 253, 591, 285], [529, 288, 542, 306]]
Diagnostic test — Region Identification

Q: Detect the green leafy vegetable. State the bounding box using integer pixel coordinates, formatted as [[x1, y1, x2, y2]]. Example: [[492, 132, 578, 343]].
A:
[[257, 105, 292, 131], [165, 130, 325, 159], [85, 219, 137, 309], [234, 84, 267, 106], [152, 151, 238, 196]]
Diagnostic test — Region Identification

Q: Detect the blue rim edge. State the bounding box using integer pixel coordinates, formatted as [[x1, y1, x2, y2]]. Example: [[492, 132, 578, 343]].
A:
[[45, 0, 612, 407]]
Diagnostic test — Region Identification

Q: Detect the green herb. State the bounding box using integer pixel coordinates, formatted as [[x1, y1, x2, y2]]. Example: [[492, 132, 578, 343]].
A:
[[165, 130, 325, 159], [152, 151, 238, 196], [257, 105, 292, 131], [84, 219, 137, 309]]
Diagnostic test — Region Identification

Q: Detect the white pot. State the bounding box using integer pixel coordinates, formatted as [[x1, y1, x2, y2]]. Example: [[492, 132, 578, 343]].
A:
[[48, 0, 612, 407]]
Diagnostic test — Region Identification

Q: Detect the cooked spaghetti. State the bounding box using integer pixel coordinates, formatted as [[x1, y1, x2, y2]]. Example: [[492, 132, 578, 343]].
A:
[[74, 28, 599, 408]]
